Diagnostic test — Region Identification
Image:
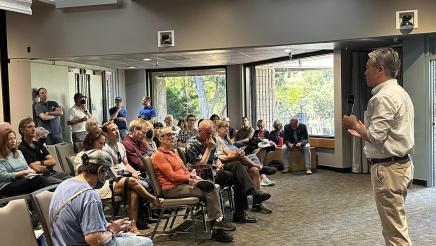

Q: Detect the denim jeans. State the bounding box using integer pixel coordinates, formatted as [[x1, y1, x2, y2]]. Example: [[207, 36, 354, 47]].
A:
[[283, 143, 311, 169], [108, 232, 153, 246]]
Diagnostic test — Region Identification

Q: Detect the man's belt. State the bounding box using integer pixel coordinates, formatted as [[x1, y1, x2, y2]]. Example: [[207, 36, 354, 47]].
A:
[[367, 155, 409, 165]]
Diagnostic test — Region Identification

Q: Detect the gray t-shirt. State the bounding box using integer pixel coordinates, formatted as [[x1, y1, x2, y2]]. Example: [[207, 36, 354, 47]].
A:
[[49, 178, 107, 245], [34, 101, 62, 137]]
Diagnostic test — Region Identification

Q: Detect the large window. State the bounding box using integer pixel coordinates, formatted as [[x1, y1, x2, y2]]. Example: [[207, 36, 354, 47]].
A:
[[255, 54, 334, 137], [150, 68, 227, 122]]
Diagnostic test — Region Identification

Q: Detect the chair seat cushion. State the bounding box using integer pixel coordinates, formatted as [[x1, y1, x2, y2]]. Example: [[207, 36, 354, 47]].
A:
[[160, 197, 200, 206]]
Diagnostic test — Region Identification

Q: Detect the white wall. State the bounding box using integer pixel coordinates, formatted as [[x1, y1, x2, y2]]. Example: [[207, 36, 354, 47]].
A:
[[125, 70, 147, 123], [403, 37, 433, 183], [7, 0, 436, 59]]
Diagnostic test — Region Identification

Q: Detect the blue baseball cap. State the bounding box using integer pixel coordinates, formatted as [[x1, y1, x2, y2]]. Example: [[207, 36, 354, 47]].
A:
[[115, 96, 122, 101]]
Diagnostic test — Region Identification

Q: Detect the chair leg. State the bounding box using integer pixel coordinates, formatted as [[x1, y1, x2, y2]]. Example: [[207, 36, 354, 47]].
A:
[[163, 210, 173, 232], [190, 205, 198, 244], [228, 187, 235, 212], [183, 207, 190, 220], [151, 209, 165, 240], [169, 209, 179, 230]]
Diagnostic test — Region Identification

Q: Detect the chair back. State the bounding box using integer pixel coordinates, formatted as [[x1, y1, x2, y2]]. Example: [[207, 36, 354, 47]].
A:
[[31, 185, 58, 246], [46, 145, 64, 173], [66, 156, 78, 175], [55, 143, 75, 175], [142, 156, 162, 197], [176, 147, 187, 164], [0, 199, 38, 246]]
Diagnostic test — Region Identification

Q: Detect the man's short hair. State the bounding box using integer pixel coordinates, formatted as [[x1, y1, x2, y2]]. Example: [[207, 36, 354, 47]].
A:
[[18, 117, 35, 137], [186, 114, 196, 121], [367, 48, 401, 78], [128, 119, 143, 133], [37, 87, 46, 95]]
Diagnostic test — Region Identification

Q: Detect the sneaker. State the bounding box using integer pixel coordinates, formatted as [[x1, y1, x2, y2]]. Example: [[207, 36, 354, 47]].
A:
[[212, 230, 233, 243], [251, 203, 272, 214], [233, 211, 257, 223], [252, 189, 271, 204], [306, 169, 313, 175], [260, 178, 275, 187], [212, 220, 237, 231]]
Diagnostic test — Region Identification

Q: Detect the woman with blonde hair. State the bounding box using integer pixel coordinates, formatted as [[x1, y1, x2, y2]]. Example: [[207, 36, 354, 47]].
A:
[[0, 129, 51, 197]]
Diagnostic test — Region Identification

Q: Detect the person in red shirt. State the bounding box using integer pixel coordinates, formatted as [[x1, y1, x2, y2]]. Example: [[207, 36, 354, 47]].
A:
[[152, 127, 235, 242], [123, 119, 149, 171]]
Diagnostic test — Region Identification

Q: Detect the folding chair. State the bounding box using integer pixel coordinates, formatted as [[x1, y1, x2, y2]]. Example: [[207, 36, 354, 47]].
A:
[[46, 145, 65, 173], [31, 184, 58, 246], [55, 143, 75, 175], [0, 197, 39, 246], [142, 156, 206, 243]]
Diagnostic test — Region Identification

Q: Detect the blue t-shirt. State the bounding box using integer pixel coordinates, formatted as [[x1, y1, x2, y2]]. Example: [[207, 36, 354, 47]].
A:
[[138, 106, 156, 120], [109, 106, 128, 130], [49, 178, 107, 245]]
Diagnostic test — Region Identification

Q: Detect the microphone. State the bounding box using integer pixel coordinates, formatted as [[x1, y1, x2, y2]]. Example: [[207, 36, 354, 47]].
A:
[[346, 95, 355, 116]]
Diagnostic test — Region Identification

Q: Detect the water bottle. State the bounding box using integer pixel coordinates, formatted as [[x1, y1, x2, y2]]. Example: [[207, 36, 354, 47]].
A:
[[190, 169, 197, 188]]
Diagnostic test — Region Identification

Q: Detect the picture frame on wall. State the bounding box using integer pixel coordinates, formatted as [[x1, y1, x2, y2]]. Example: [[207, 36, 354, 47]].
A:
[[158, 30, 175, 47]]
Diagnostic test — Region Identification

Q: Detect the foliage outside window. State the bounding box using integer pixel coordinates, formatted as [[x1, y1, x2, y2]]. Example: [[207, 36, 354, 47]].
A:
[[151, 69, 227, 123], [256, 54, 334, 137]]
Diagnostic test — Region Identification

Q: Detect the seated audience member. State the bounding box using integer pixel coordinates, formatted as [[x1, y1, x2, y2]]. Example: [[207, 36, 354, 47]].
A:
[[283, 117, 312, 175], [209, 114, 220, 126], [67, 92, 92, 144], [49, 149, 153, 246], [164, 114, 181, 134], [138, 96, 156, 123], [123, 119, 149, 172], [234, 116, 255, 147], [109, 96, 129, 140], [222, 117, 236, 141], [268, 120, 284, 146], [34, 87, 64, 144], [35, 126, 50, 147], [75, 128, 158, 234], [153, 127, 235, 242], [0, 129, 52, 197], [86, 117, 101, 133], [215, 120, 275, 212], [152, 122, 164, 147], [177, 114, 199, 147], [140, 120, 157, 157], [18, 118, 70, 184], [177, 119, 186, 131], [185, 120, 271, 223], [253, 120, 269, 140], [0, 122, 12, 132]]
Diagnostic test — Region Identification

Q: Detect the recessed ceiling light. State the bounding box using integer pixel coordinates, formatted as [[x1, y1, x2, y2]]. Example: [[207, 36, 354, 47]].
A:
[[284, 49, 292, 53], [143, 58, 151, 61], [129, 66, 136, 69]]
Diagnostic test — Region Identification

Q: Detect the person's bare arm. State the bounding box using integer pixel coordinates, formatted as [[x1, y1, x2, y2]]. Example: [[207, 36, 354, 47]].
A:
[[43, 154, 56, 167]]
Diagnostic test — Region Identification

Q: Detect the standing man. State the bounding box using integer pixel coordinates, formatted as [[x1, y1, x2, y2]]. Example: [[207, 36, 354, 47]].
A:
[[138, 96, 156, 123], [67, 93, 92, 144], [283, 117, 312, 175], [343, 48, 414, 246], [109, 96, 128, 140], [34, 88, 64, 144]]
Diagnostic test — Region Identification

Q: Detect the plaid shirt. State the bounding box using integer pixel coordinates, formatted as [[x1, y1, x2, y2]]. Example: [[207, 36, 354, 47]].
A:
[[178, 128, 199, 143]]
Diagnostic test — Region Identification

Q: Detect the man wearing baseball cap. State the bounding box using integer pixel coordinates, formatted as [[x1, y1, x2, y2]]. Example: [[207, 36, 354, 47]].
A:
[[138, 96, 156, 123], [109, 96, 128, 140], [49, 150, 153, 246], [67, 92, 92, 144]]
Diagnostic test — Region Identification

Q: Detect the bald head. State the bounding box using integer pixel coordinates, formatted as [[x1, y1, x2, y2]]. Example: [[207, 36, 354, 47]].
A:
[[290, 118, 298, 128], [198, 119, 214, 142]]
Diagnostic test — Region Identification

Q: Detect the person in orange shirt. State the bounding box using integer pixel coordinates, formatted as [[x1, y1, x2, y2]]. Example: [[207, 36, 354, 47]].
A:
[[152, 127, 235, 243]]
